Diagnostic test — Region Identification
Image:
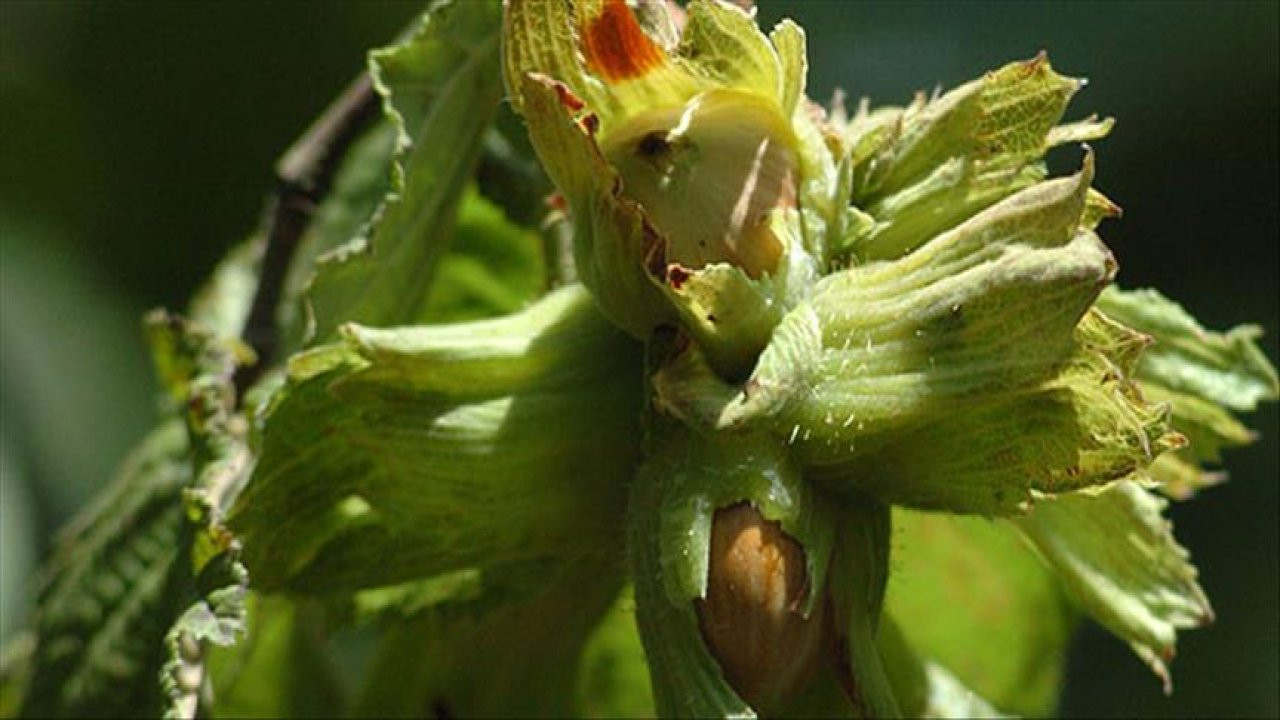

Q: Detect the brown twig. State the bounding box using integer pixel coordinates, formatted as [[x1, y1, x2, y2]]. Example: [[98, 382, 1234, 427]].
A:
[[234, 73, 382, 398]]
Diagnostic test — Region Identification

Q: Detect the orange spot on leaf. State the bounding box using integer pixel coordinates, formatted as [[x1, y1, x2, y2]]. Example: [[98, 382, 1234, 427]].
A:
[[580, 0, 666, 82], [552, 82, 586, 112]]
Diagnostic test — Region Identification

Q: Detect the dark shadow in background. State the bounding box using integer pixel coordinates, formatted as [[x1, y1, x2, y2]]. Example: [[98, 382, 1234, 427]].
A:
[[1, 1, 1275, 716]]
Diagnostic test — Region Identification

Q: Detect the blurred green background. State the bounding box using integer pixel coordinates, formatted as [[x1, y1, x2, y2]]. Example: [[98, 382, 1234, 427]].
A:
[[1, 1, 1275, 716]]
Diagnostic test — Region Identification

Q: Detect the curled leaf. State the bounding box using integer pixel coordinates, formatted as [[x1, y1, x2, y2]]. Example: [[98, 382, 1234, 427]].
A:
[[779, 159, 1114, 463], [1097, 286, 1280, 497], [847, 54, 1104, 262], [231, 286, 642, 592], [1014, 480, 1213, 691]]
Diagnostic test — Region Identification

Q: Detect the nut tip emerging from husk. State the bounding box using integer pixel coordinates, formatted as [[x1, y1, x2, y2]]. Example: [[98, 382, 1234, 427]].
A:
[[696, 503, 826, 712]]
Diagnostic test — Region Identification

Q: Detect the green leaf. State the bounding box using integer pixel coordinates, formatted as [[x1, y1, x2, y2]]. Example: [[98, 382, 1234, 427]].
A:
[[1097, 286, 1278, 412], [860, 159, 1047, 264], [850, 54, 1109, 261], [1140, 384, 1254, 464], [1042, 310, 1185, 487], [1140, 387, 1261, 498], [204, 595, 346, 719], [355, 556, 625, 717], [231, 286, 642, 592], [349, 568, 485, 625], [300, 122, 399, 267], [878, 617, 1006, 719], [650, 298, 822, 433], [278, 121, 399, 354], [19, 422, 191, 718], [307, 0, 504, 340], [1013, 480, 1212, 691], [17, 181, 258, 716], [0, 635, 33, 717], [417, 186, 545, 324], [145, 309, 254, 416], [650, 421, 835, 618], [884, 510, 1073, 716], [1146, 451, 1224, 501], [576, 586, 655, 719], [1096, 286, 1279, 497], [474, 102, 554, 227]]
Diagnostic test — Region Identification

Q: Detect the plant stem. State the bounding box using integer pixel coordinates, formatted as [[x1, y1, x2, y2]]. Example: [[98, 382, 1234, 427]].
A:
[[234, 72, 381, 398]]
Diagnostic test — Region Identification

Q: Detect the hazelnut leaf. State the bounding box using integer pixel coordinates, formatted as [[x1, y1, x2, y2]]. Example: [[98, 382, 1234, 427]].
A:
[[1014, 480, 1213, 692], [308, 0, 503, 340], [1096, 286, 1279, 498], [883, 510, 1069, 716]]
